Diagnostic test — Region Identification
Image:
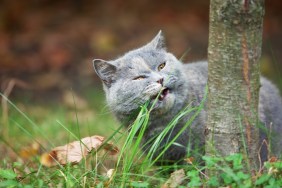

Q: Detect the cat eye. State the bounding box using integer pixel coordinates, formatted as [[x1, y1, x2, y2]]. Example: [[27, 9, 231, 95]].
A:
[[133, 75, 146, 80], [158, 62, 166, 71]]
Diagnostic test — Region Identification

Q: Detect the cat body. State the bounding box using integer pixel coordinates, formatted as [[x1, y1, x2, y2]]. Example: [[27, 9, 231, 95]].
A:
[[93, 31, 282, 164]]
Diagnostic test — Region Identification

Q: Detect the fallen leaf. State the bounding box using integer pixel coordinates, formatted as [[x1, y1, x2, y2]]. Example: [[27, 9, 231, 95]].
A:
[[268, 156, 278, 163], [184, 157, 194, 164], [106, 169, 115, 179], [267, 156, 281, 175], [40, 135, 119, 167], [162, 169, 186, 188], [19, 142, 40, 159], [102, 143, 119, 155], [103, 168, 116, 187]]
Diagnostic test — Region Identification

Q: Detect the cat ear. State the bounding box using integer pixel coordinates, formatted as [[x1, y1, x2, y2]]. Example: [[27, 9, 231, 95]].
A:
[[93, 59, 117, 87], [144, 30, 166, 50]]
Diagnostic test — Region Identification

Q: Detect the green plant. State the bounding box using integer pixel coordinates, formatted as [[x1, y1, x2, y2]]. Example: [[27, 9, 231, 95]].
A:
[[1, 88, 282, 187]]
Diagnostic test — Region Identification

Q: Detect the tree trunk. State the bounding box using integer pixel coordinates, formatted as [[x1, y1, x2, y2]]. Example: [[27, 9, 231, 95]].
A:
[[206, 0, 264, 174]]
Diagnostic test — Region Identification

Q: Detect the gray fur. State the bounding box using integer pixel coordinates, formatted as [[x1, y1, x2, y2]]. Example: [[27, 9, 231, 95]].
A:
[[93, 31, 282, 164]]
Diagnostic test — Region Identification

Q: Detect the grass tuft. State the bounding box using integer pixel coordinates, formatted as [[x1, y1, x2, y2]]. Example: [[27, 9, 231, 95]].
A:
[[1, 87, 282, 187]]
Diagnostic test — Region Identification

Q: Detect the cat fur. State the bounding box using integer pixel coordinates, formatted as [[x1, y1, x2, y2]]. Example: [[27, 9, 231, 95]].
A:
[[93, 31, 282, 164]]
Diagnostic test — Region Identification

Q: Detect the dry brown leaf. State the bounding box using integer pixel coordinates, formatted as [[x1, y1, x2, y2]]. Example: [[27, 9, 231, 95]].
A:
[[102, 143, 119, 155], [19, 142, 40, 159], [267, 156, 280, 175], [162, 169, 186, 188], [268, 156, 278, 163], [40, 135, 119, 167], [184, 157, 194, 164]]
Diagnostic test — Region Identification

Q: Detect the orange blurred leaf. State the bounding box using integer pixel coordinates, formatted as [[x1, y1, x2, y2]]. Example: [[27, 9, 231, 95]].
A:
[[184, 157, 194, 164], [19, 142, 40, 159], [268, 156, 278, 163], [40, 135, 119, 167]]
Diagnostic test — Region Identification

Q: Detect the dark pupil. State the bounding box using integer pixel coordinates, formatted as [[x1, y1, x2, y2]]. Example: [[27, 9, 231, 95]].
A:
[[159, 63, 165, 70]]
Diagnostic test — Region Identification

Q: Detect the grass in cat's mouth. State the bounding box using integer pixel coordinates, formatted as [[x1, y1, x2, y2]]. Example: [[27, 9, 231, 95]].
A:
[[152, 88, 170, 101]]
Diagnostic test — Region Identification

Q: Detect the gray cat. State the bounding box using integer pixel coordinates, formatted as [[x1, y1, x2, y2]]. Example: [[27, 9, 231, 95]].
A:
[[93, 31, 282, 164]]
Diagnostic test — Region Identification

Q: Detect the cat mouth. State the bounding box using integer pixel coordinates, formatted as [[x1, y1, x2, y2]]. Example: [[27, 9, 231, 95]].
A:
[[152, 88, 170, 101]]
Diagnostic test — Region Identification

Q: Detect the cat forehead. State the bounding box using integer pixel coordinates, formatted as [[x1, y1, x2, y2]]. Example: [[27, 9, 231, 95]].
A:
[[121, 50, 166, 67]]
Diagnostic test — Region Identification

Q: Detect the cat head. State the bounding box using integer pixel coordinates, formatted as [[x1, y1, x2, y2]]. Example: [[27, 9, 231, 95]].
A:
[[93, 31, 186, 119], [93, 31, 165, 87]]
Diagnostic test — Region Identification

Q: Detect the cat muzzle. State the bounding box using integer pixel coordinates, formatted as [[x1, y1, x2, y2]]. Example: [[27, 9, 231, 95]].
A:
[[152, 88, 170, 101]]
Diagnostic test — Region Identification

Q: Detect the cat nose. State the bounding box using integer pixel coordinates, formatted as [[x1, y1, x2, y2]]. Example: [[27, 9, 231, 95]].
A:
[[157, 78, 164, 85]]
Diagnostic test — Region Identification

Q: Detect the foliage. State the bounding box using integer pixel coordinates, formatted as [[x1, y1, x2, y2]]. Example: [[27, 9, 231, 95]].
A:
[[1, 153, 281, 187], [1, 89, 282, 187], [199, 154, 282, 188]]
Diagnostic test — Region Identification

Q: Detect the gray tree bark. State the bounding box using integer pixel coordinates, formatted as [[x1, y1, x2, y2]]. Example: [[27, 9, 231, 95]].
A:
[[206, 0, 265, 173]]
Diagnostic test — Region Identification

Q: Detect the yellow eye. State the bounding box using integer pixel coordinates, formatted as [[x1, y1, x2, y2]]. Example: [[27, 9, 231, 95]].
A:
[[158, 62, 166, 71]]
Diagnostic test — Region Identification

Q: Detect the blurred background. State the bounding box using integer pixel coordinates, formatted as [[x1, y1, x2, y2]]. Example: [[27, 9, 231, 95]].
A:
[[0, 0, 281, 160]]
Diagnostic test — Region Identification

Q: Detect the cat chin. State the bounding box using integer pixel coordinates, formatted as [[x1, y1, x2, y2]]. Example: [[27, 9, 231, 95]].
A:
[[150, 93, 175, 115]]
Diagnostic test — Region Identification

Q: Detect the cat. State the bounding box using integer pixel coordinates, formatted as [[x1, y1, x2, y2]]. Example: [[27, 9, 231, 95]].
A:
[[93, 31, 282, 164]]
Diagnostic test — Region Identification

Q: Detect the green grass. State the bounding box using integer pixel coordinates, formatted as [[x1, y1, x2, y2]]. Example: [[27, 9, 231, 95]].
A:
[[1, 88, 282, 187], [1, 88, 118, 148]]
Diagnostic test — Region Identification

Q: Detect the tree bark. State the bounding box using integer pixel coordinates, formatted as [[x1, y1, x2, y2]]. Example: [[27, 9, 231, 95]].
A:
[[206, 0, 264, 174]]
